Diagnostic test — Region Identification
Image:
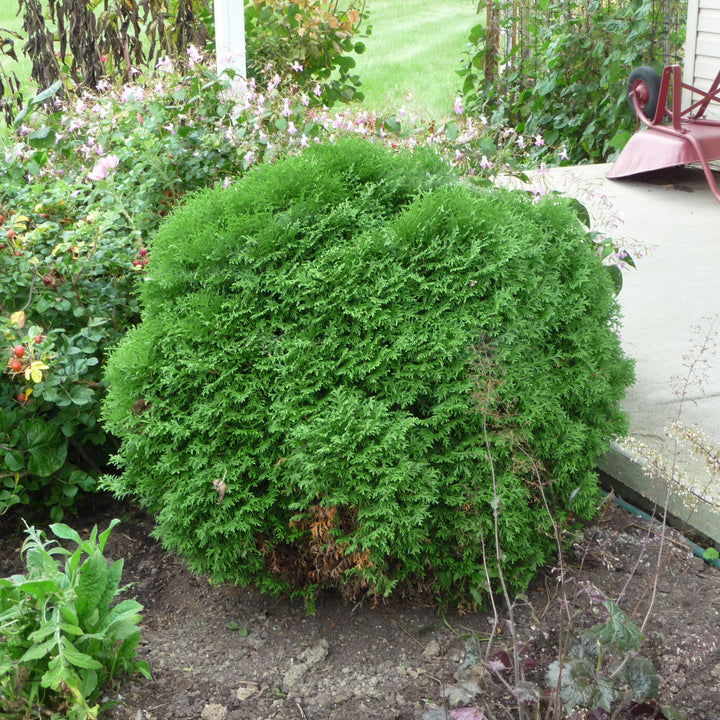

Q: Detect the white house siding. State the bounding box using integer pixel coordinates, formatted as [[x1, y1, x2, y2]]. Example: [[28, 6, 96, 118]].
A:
[[684, 0, 720, 117]]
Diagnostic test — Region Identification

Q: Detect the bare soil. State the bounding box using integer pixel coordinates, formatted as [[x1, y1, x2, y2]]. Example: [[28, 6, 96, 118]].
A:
[[2, 492, 720, 720]]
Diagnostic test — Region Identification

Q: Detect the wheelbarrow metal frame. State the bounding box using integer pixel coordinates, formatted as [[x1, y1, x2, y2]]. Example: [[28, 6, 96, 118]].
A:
[[607, 64, 720, 203]]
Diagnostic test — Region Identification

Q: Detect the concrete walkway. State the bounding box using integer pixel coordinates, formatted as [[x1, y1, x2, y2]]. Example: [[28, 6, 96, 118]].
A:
[[542, 164, 720, 543]]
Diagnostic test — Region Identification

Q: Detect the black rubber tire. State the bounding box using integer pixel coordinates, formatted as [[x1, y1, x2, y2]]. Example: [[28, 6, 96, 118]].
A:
[[626, 66, 662, 119]]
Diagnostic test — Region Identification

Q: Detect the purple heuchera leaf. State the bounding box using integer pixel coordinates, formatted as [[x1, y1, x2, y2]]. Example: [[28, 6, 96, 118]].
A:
[[491, 649, 512, 669], [629, 700, 667, 718], [487, 659, 507, 672], [588, 709, 610, 720], [451, 708, 484, 720], [583, 584, 607, 603]]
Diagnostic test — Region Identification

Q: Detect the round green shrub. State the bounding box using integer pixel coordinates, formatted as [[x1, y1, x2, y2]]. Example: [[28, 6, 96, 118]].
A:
[[101, 138, 634, 604]]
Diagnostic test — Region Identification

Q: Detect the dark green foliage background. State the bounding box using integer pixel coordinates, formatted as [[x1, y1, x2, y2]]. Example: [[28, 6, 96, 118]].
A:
[[101, 139, 634, 603]]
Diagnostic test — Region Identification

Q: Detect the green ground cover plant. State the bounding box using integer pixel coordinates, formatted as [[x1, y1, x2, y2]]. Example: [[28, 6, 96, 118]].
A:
[[0, 518, 150, 719], [100, 138, 634, 607]]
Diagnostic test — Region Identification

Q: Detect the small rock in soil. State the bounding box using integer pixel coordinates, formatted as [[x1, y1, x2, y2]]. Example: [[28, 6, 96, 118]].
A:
[[200, 703, 227, 720]]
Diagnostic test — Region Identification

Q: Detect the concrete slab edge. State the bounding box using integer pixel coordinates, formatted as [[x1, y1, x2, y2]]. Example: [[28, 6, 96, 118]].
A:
[[598, 440, 720, 546]]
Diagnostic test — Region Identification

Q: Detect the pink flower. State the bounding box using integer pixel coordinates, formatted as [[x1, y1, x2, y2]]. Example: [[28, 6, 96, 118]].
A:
[[87, 154, 119, 182], [453, 97, 464, 115], [121, 85, 144, 103], [156, 56, 174, 73], [66, 118, 84, 133], [187, 44, 201, 68], [534, 134, 545, 147], [479, 155, 493, 169], [87, 164, 108, 182], [559, 147, 570, 161]]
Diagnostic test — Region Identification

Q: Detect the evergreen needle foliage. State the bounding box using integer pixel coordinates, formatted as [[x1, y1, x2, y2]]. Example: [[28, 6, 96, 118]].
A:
[[101, 139, 634, 604]]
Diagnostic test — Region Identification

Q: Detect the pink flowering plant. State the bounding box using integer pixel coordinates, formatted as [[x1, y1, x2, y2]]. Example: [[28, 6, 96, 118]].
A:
[[243, 0, 369, 108]]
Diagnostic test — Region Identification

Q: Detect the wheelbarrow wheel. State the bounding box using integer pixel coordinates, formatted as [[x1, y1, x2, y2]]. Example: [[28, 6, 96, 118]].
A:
[[627, 66, 661, 119]]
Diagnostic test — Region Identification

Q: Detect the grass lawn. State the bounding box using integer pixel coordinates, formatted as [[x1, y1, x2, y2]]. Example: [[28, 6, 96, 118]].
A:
[[354, 0, 479, 121], [0, 0, 34, 90]]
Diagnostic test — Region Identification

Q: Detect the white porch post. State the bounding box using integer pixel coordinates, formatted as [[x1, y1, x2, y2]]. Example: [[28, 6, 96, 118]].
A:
[[214, 0, 247, 78]]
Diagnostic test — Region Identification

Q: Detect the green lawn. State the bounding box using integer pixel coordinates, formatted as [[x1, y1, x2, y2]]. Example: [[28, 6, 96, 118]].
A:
[[354, 0, 479, 121], [0, 0, 34, 91]]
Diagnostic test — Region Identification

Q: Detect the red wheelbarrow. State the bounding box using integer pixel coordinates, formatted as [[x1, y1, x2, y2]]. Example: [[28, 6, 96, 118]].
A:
[[607, 64, 720, 203]]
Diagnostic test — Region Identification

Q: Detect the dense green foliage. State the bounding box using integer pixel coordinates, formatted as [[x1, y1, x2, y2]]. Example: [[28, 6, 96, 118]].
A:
[[244, 0, 369, 107], [0, 519, 150, 718], [101, 139, 634, 604], [3, 45, 582, 524], [461, 0, 686, 163]]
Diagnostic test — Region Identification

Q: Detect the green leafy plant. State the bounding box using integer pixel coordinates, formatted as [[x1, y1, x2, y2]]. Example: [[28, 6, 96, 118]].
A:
[[460, 0, 686, 163], [101, 138, 633, 606], [225, 621, 249, 637], [546, 599, 684, 719], [0, 192, 141, 520], [0, 518, 151, 719], [243, 0, 369, 107]]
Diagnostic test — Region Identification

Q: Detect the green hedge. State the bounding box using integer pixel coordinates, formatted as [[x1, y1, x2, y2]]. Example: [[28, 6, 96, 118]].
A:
[[101, 138, 634, 604]]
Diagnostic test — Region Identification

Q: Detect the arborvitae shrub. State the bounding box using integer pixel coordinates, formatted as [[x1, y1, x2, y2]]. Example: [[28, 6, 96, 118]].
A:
[[101, 139, 634, 605]]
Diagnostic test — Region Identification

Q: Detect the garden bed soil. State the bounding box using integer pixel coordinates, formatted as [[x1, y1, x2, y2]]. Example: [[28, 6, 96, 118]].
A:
[[2, 492, 720, 720]]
